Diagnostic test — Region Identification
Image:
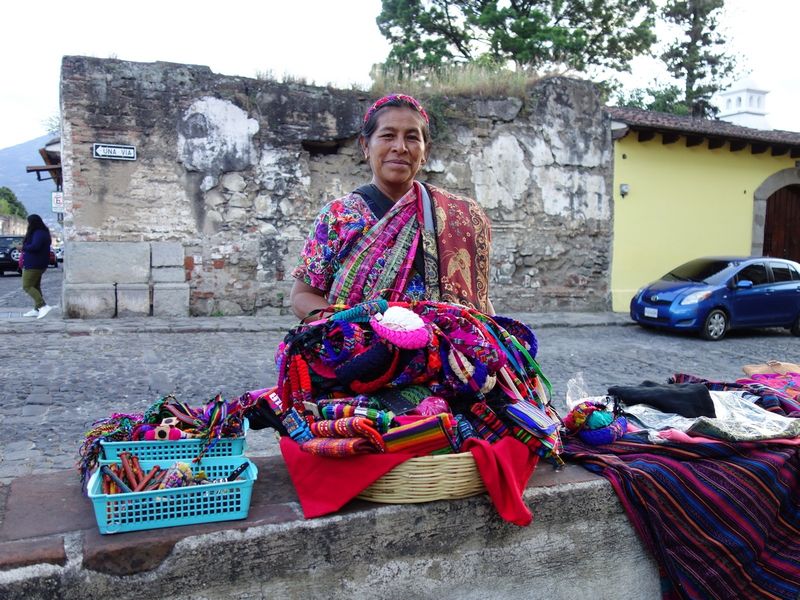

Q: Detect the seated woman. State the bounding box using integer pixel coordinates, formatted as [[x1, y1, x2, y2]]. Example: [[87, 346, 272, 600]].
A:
[[291, 93, 494, 320]]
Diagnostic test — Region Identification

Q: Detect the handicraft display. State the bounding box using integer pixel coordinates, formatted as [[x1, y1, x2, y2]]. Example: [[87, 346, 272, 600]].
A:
[[253, 299, 563, 463]]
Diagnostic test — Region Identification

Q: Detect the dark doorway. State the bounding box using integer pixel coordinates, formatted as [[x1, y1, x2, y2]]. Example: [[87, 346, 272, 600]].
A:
[[763, 184, 800, 262]]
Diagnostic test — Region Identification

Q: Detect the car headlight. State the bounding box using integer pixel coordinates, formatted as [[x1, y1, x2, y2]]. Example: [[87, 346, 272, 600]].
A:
[[680, 290, 712, 305], [634, 287, 646, 301]]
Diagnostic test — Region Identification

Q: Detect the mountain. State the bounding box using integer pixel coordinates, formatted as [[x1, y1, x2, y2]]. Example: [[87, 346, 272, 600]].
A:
[[0, 135, 61, 232]]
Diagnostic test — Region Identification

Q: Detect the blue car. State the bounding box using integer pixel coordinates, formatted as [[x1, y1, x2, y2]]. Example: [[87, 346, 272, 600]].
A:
[[630, 256, 800, 340]]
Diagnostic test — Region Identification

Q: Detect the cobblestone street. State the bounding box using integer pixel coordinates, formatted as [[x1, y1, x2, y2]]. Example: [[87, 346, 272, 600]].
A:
[[1, 269, 797, 482]]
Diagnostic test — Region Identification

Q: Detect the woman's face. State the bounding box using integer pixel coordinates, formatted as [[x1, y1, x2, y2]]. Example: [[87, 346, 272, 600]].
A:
[[362, 106, 428, 200]]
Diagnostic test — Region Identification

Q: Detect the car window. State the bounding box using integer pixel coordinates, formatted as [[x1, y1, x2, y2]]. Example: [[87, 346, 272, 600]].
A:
[[736, 263, 769, 286], [770, 262, 793, 283], [791, 265, 800, 281], [663, 258, 739, 284]]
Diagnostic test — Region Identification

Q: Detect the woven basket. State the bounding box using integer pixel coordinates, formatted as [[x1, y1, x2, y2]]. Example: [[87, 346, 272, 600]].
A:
[[356, 452, 486, 504]]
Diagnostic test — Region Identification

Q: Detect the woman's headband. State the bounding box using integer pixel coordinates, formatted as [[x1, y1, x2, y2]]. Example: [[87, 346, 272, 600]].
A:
[[363, 94, 430, 125]]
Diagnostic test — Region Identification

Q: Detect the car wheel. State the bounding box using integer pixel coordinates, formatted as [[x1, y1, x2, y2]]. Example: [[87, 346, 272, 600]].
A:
[[791, 314, 800, 337], [701, 309, 728, 341]]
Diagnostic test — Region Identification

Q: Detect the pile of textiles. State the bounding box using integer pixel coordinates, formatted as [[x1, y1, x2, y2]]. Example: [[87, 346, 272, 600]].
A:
[[247, 299, 563, 524], [78, 393, 248, 487], [563, 373, 800, 599], [671, 371, 800, 417]]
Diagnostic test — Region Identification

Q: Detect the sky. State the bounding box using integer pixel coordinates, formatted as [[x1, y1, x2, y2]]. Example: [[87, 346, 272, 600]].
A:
[[1, 0, 798, 150]]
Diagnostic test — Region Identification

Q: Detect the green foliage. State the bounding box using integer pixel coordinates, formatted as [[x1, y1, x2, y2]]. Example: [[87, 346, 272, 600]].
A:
[[377, 0, 657, 74], [0, 187, 28, 219], [660, 0, 737, 117], [614, 82, 690, 115]]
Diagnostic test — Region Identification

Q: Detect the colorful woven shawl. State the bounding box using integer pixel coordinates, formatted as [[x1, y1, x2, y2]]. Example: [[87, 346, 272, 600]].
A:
[[565, 437, 800, 600], [328, 182, 491, 313]]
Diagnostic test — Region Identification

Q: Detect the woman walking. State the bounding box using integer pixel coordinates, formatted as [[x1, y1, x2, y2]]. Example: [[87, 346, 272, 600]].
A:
[[21, 214, 54, 319]]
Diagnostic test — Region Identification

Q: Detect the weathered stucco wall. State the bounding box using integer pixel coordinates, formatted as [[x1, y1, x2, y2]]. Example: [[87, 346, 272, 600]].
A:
[[60, 56, 613, 317]]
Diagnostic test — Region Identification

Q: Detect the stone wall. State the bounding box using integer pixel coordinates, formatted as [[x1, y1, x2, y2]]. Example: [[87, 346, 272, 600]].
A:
[[60, 56, 613, 317]]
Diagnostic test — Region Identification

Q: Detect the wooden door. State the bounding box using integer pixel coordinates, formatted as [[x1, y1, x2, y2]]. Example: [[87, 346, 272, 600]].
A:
[[763, 184, 800, 262]]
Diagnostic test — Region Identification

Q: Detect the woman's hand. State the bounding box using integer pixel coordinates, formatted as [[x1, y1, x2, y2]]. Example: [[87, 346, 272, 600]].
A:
[[290, 279, 331, 321]]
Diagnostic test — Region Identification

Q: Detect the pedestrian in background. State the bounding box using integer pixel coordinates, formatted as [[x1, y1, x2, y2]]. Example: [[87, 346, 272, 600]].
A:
[[21, 214, 54, 318]]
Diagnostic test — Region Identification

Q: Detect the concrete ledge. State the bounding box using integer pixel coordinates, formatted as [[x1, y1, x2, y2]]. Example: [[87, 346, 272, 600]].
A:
[[0, 457, 660, 599], [116, 284, 150, 317], [63, 283, 116, 318], [153, 283, 189, 316]]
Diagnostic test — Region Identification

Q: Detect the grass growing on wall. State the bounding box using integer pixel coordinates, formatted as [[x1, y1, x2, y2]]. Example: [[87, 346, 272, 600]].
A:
[[370, 63, 551, 99]]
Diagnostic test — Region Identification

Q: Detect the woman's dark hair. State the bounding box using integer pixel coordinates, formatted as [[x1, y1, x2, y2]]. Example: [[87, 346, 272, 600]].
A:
[[361, 95, 432, 145], [24, 214, 50, 244]]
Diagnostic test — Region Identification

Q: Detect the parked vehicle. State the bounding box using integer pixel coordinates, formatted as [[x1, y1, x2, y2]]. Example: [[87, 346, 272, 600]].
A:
[[55, 246, 64, 262], [49, 247, 58, 268], [630, 256, 800, 340], [0, 236, 23, 276]]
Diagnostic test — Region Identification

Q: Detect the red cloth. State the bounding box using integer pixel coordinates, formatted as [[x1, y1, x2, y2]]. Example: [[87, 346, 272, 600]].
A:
[[464, 437, 539, 526], [280, 435, 539, 525], [280, 437, 411, 518]]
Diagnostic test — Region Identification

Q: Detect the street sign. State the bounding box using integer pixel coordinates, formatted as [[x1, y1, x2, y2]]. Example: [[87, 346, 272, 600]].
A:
[[51, 191, 64, 213], [92, 143, 137, 161]]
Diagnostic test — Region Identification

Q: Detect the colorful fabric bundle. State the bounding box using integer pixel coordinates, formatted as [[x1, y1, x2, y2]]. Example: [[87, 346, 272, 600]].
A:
[[317, 405, 394, 433], [316, 396, 378, 409], [282, 408, 314, 443], [563, 400, 607, 433], [383, 414, 455, 455], [468, 402, 510, 444], [563, 400, 626, 447], [300, 437, 377, 457], [453, 414, 478, 450], [577, 417, 627, 445], [309, 417, 386, 452]]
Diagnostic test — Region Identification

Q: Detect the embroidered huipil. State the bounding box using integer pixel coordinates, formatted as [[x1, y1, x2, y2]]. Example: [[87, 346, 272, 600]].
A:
[[292, 193, 426, 303]]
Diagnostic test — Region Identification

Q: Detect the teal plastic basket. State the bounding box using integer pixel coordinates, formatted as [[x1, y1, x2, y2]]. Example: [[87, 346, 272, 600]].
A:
[[99, 419, 248, 462], [87, 457, 258, 534]]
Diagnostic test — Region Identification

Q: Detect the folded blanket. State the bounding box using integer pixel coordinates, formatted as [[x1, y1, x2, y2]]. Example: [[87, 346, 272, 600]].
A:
[[609, 381, 715, 418], [565, 437, 800, 600]]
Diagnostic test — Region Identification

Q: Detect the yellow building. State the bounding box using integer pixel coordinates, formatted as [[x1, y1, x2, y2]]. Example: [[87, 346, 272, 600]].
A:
[[607, 107, 800, 312]]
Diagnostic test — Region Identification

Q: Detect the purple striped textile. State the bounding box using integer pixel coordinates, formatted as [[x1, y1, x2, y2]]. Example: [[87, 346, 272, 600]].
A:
[[564, 437, 800, 600]]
